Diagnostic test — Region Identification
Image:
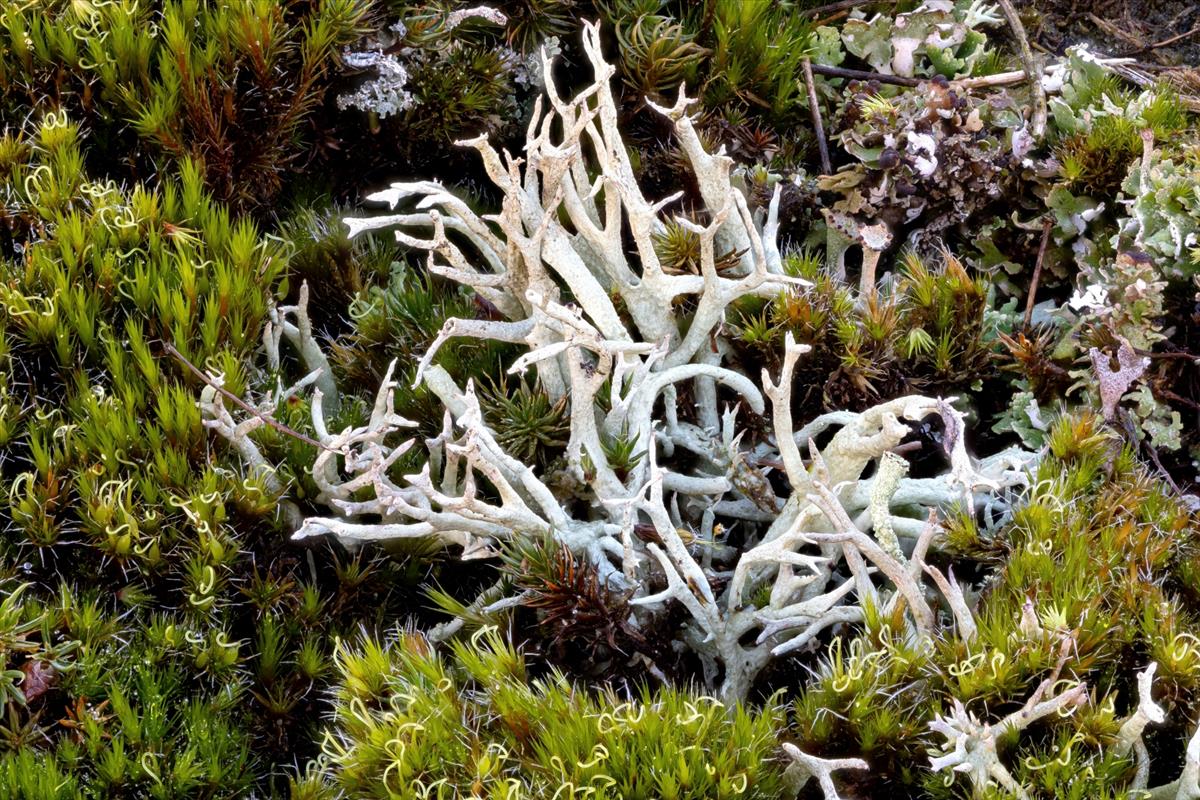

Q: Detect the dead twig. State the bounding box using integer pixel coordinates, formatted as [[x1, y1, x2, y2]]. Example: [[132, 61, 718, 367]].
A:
[[1156, 388, 1200, 412], [996, 0, 1047, 137], [806, 63, 922, 87], [809, 57, 1137, 94], [1110, 63, 1200, 112], [1023, 217, 1053, 329], [953, 58, 1135, 90], [1087, 12, 1145, 50], [1117, 408, 1183, 497], [814, 10, 851, 27], [163, 341, 333, 452], [802, 59, 833, 175], [1121, 23, 1200, 56], [1141, 349, 1200, 362], [798, 0, 879, 18]]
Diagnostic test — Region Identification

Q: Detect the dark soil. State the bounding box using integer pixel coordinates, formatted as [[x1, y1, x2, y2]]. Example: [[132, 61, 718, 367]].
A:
[[1019, 0, 1200, 66]]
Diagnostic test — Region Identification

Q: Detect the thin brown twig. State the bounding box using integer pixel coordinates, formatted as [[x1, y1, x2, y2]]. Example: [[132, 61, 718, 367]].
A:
[[952, 57, 1135, 90], [807, 58, 1134, 92], [1087, 12, 1144, 49], [806, 63, 922, 87], [1141, 349, 1200, 361], [1117, 408, 1183, 496], [1157, 388, 1200, 411], [162, 341, 332, 452], [814, 10, 850, 27], [1024, 216, 1053, 329], [1127, 60, 1187, 72], [802, 58, 833, 175], [1166, 4, 1198, 30], [798, 0, 880, 18], [1121, 22, 1200, 56], [996, 0, 1047, 136], [1110, 63, 1200, 111]]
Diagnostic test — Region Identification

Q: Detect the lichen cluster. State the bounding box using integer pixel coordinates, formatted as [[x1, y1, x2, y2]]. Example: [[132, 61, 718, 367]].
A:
[[2, 2, 1200, 798]]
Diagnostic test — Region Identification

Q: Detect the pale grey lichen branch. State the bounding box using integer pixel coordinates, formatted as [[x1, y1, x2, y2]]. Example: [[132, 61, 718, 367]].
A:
[[201, 20, 1035, 705], [1115, 662, 1166, 792], [929, 638, 1087, 800], [781, 742, 869, 800], [928, 656, 1200, 800], [265, 281, 339, 417], [1141, 727, 1200, 799], [198, 367, 318, 530], [921, 563, 978, 644]]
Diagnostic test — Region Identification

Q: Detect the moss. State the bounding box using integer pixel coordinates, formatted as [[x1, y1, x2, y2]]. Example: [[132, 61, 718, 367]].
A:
[[0, 4, 1199, 796], [327, 258, 521, 440], [314, 627, 791, 799], [0, 114, 434, 796], [0, 0, 371, 215], [277, 203, 397, 333], [789, 413, 1199, 798], [729, 247, 999, 419], [598, 0, 820, 171], [479, 374, 570, 468]]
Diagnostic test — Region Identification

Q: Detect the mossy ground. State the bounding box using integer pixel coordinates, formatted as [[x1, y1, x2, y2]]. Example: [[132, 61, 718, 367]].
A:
[[1, 1, 1199, 798]]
